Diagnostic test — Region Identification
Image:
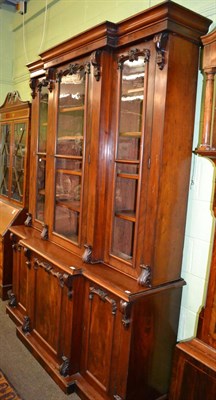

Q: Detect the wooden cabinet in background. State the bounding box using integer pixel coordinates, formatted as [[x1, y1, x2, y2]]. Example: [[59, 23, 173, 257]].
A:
[[0, 91, 30, 299], [6, 2, 211, 399], [169, 27, 216, 400]]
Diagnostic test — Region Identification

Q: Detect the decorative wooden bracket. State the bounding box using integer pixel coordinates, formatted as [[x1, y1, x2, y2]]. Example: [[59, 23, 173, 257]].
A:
[[22, 315, 31, 333], [59, 355, 70, 377], [24, 212, 32, 227], [41, 224, 48, 240], [118, 48, 150, 69], [120, 300, 131, 329], [137, 265, 152, 287], [89, 286, 117, 315], [82, 244, 102, 264], [33, 258, 74, 298], [24, 247, 31, 269], [29, 78, 37, 99], [7, 290, 17, 308], [90, 50, 101, 81], [153, 32, 168, 70]]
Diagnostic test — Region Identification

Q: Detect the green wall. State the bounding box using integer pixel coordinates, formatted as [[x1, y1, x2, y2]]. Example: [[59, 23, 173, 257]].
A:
[[1, 0, 216, 341]]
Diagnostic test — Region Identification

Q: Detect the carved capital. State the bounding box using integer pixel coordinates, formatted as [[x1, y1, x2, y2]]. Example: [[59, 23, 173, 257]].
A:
[[29, 78, 37, 98], [153, 32, 168, 70], [24, 247, 31, 261], [137, 265, 151, 287], [90, 50, 101, 81]]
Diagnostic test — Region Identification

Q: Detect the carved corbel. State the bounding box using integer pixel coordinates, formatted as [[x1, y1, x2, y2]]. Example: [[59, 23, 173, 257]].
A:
[[45, 68, 56, 92], [90, 50, 101, 81], [153, 32, 168, 70], [41, 224, 48, 240], [89, 286, 117, 315], [82, 244, 101, 264], [22, 315, 31, 333], [137, 264, 151, 287], [59, 355, 70, 377], [29, 78, 37, 98], [120, 300, 131, 329], [24, 248, 31, 269], [10, 233, 17, 251], [7, 290, 17, 308], [24, 212, 32, 227]]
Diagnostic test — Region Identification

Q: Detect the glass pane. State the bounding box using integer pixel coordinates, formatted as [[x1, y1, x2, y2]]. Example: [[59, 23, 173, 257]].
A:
[[0, 124, 10, 197], [55, 206, 79, 243], [54, 160, 81, 243], [56, 69, 85, 155], [38, 86, 48, 153], [117, 56, 145, 160], [115, 174, 138, 214], [36, 156, 46, 221], [112, 218, 135, 261], [11, 123, 26, 201]]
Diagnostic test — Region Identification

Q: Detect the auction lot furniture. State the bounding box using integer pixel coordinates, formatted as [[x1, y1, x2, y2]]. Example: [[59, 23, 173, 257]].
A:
[[6, 2, 211, 399]]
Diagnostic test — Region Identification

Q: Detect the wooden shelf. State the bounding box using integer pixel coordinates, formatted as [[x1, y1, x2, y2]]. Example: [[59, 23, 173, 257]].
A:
[[115, 210, 136, 222], [120, 131, 141, 137], [56, 198, 80, 212], [57, 135, 83, 141], [56, 168, 82, 176], [117, 172, 139, 179], [59, 106, 84, 113]]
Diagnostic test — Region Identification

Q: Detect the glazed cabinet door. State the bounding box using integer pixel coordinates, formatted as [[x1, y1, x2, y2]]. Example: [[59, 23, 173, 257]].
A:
[[0, 120, 29, 202], [104, 43, 155, 282]]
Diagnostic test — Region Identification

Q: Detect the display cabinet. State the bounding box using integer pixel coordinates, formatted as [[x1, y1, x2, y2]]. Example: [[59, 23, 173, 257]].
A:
[[169, 28, 216, 400], [0, 91, 30, 299], [6, 2, 211, 399]]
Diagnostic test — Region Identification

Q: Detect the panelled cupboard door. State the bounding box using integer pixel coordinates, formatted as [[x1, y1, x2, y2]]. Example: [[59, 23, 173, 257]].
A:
[[7, 240, 28, 325], [80, 281, 183, 400], [16, 251, 83, 377]]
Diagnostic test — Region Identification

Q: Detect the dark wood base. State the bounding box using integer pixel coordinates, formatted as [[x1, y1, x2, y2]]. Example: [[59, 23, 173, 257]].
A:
[[169, 338, 216, 400]]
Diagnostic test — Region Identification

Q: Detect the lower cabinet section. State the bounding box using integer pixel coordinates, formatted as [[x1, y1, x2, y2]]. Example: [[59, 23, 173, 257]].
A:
[[169, 339, 216, 400], [6, 227, 183, 400]]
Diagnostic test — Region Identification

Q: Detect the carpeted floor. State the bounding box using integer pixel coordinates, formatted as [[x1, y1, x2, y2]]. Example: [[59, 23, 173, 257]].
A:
[[0, 299, 81, 400]]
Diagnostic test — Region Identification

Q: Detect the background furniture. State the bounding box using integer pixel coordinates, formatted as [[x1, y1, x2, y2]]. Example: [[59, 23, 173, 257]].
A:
[[6, 2, 211, 399], [0, 91, 30, 299], [169, 27, 216, 400]]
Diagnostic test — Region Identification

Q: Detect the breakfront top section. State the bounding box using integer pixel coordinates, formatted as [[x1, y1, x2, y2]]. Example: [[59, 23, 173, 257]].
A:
[[26, 1, 211, 288], [0, 91, 31, 207]]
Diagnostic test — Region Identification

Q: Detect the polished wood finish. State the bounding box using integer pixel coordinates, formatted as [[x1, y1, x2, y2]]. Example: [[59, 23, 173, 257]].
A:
[[169, 339, 216, 400], [0, 92, 30, 299], [170, 27, 216, 400], [6, 2, 211, 399]]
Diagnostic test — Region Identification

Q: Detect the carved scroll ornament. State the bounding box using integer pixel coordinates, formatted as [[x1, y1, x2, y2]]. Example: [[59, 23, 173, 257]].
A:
[[137, 264, 152, 287], [33, 258, 74, 298], [82, 244, 101, 264], [118, 48, 150, 69], [89, 286, 117, 315], [153, 32, 168, 70]]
